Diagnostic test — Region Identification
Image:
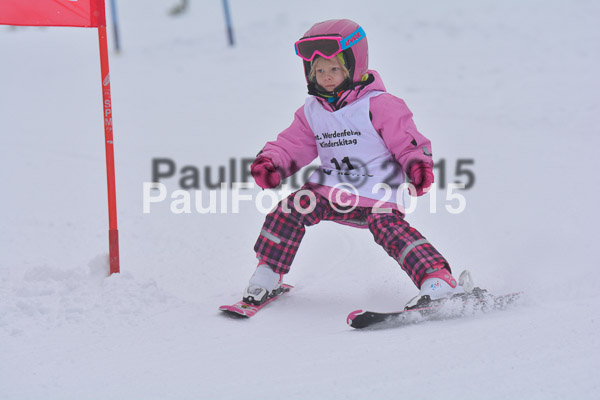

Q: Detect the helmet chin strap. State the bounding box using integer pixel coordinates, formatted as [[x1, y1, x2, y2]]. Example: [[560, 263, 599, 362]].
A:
[[308, 77, 352, 100], [307, 74, 375, 109]]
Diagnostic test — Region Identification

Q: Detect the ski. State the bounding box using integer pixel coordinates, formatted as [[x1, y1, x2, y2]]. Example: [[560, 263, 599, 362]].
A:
[[347, 288, 523, 329], [219, 284, 293, 318]]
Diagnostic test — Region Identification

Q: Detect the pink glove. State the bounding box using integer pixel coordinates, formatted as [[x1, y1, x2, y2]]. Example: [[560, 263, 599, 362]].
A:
[[251, 157, 281, 189], [408, 162, 434, 196]]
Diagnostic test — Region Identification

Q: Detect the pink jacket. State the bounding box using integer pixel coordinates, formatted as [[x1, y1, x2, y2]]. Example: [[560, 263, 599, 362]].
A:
[[259, 70, 434, 216]]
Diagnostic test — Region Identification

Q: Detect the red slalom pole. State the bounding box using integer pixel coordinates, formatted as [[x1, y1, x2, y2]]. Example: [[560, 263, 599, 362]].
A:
[[98, 24, 120, 274]]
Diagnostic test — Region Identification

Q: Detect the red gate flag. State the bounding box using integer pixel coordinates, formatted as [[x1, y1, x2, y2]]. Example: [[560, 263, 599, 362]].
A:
[[1, 0, 120, 274], [0, 0, 105, 27]]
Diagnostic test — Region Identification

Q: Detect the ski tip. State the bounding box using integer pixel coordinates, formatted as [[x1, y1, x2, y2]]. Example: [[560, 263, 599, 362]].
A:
[[219, 305, 252, 318], [347, 309, 365, 326]]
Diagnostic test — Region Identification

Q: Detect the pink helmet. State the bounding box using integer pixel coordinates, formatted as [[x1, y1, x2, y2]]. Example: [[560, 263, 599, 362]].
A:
[[298, 19, 369, 84]]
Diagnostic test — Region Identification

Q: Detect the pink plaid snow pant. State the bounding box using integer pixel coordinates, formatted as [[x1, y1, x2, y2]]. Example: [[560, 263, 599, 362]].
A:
[[254, 189, 449, 287]]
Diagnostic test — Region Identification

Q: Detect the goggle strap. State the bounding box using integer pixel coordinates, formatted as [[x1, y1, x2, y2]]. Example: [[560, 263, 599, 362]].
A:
[[340, 26, 366, 51]]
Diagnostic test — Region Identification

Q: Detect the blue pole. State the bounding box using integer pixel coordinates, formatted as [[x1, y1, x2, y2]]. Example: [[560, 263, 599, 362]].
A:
[[222, 0, 235, 47], [109, 0, 121, 53]]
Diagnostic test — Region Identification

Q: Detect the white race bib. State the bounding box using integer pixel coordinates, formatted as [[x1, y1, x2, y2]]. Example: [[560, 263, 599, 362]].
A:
[[304, 91, 405, 205]]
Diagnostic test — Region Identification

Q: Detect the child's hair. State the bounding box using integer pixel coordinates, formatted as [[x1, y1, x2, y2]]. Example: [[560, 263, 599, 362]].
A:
[[307, 54, 351, 83]]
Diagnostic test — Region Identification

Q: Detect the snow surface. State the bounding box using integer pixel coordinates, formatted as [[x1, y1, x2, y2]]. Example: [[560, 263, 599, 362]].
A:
[[1, 0, 599, 398]]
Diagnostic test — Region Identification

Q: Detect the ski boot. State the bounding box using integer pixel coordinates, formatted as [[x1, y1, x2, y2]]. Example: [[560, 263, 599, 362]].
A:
[[243, 263, 284, 306], [405, 266, 474, 310]]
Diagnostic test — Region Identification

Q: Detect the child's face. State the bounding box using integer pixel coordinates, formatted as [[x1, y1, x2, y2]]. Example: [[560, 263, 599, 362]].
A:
[[313, 57, 346, 92]]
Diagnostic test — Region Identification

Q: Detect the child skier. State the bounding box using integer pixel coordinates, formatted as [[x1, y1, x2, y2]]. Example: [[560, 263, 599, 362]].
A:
[[244, 19, 466, 309]]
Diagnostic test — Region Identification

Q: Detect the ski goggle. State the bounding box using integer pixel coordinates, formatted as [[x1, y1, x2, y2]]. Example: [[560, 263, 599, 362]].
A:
[[294, 26, 366, 62]]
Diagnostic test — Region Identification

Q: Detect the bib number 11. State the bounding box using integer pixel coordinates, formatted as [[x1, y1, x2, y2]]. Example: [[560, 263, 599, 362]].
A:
[[330, 157, 355, 170]]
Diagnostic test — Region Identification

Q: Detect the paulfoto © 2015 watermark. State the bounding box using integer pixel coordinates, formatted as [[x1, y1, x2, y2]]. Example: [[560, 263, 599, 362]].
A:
[[144, 157, 476, 215]]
